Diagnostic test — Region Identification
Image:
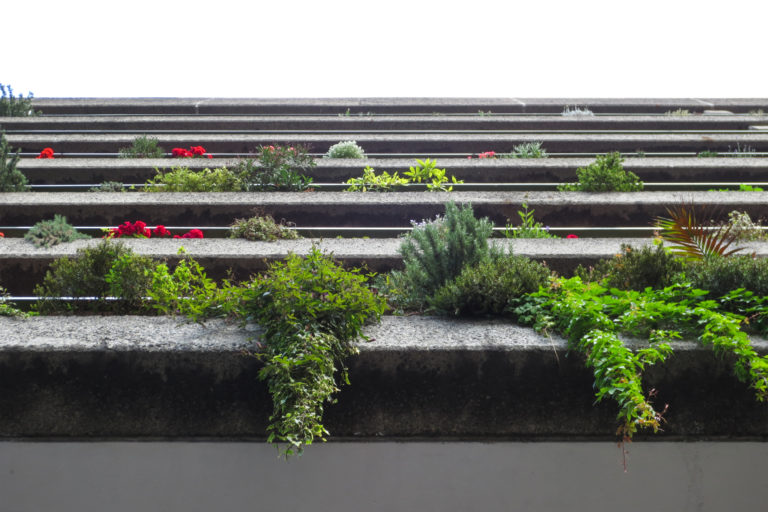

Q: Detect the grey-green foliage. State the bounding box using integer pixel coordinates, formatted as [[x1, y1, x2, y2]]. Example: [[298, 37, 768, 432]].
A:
[[507, 142, 548, 159], [391, 202, 497, 309], [430, 254, 551, 316], [229, 214, 300, 241], [0, 84, 39, 116], [118, 135, 165, 158], [558, 152, 643, 192], [0, 131, 29, 191], [25, 215, 90, 248], [324, 140, 366, 159], [89, 181, 125, 192]]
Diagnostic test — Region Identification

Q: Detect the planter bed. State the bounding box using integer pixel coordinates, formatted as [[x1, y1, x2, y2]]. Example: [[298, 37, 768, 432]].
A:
[[1, 315, 766, 440]]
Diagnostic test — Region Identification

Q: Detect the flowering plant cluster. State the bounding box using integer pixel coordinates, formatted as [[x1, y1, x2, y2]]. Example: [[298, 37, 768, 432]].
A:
[[105, 220, 204, 239], [0, 231, 4, 238], [36, 147, 54, 159], [171, 146, 213, 158], [467, 151, 496, 159]]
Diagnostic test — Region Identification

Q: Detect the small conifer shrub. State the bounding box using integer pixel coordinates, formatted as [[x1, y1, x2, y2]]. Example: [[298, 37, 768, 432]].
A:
[[25, 215, 90, 248]]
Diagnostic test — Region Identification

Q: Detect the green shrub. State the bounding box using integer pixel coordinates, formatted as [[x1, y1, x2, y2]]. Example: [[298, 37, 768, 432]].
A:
[[403, 158, 462, 191], [389, 202, 497, 310], [144, 166, 244, 192], [240, 247, 387, 456], [430, 254, 551, 316], [0, 131, 29, 192], [0, 84, 39, 116], [683, 255, 768, 298], [89, 181, 125, 192], [24, 215, 89, 248], [34, 240, 157, 314], [345, 166, 408, 192], [118, 136, 165, 158], [506, 142, 548, 159], [229, 214, 300, 241], [574, 243, 683, 291], [236, 144, 315, 191], [0, 286, 26, 317], [324, 140, 366, 159], [558, 152, 643, 192]]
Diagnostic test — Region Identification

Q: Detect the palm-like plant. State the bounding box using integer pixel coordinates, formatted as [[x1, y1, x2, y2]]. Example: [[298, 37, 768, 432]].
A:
[[655, 203, 743, 261]]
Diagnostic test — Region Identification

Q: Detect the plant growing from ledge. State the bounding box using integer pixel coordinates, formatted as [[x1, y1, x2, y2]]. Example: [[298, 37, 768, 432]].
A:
[[0, 286, 27, 317], [118, 136, 165, 158], [89, 181, 125, 192], [504, 202, 556, 239], [345, 166, 408, 192], [144, 166, 245, 192], [562, 105, 593, 116], [0, 131, 29, 192], [504, 141, 548, 159], [404, 158, 462, 191], [25, 215, 89, 248], [655, 203, 742, 261], [240, 247, 387, 456], [558, 152, 643, 192], [236, 144, 315, 192], [324, 140, 366, 159], [0, 84, 39, 116], [229, 214, 300, 241]]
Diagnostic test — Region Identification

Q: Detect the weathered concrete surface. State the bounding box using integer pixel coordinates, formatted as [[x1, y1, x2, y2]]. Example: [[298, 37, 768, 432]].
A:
[[8, 132, 768, 154], [3, 114, 765, 131], [3, 238, 768, 295], [1, 191, 767, 228], [0, 315, 767, 439], [17, 157, 768, 185], [29, 98, 768, 114]]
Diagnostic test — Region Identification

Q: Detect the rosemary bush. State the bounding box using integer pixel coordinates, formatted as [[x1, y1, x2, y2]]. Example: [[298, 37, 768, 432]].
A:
[[0, 84, 39, 116]]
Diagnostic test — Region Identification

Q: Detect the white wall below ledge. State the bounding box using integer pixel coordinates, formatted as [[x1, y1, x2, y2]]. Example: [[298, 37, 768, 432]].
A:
[[1, 441, 766, 512]]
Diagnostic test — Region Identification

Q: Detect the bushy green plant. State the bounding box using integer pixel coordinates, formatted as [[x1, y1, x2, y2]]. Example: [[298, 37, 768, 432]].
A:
[[240, 247, 386, 456], [89, 181, 125, 192], [0, 131, 29, 192], [345, 166, 408, 192], [144, 166, 244, 192], [404, 158, 462, 191], [34, 240, 157, 314], [118, 136, 165, 158], [574, 243, 683, 291], [722, 211, 766, 241], [324, 140, 366, 159], [236, 145, 315, 192], [683, 255, 768, 299], [0, 286, 26, 317], [430, 254, 551, 316], [388, 202, 497, 310], [0, 84, 39, 116], [504, 202, 556, 239], [698, 150, 719, 158], [558, 153, 643, 192], [229, 214, 300, 241], [24, 215, 89, 248], [506, 142, 548, 159]]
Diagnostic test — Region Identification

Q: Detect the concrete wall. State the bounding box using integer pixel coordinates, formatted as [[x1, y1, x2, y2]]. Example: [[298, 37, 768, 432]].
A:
[[2, 441, 767, 512]]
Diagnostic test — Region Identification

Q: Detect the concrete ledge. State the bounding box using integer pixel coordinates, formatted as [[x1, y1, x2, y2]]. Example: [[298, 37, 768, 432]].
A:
[[3, 238, 768, 295], [1, 315, 767, 439], [29, 98, 768, 114], [17, 157, 768, 185], [7, 133, 768, 154], [1, 191, 767, 228], [3, 114, 765, 131]]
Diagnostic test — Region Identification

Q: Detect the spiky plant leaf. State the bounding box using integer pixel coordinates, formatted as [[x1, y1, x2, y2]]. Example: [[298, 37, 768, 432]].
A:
[[655, 203, 743, 261]]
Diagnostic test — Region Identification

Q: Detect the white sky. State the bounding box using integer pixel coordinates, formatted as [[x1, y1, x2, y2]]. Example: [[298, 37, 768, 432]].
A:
[[6, 0, 768, 98]]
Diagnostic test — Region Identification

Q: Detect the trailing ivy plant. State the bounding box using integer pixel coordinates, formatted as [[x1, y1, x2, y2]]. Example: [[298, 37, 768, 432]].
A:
[[239, 248, 387, 456]]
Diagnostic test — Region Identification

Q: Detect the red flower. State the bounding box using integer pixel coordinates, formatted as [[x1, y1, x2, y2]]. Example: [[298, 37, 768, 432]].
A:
[[190, 146, 206, 156], [0, 232, 4, 238], [566, 234, 579, 239], [152, 225, 172, 237], [207, 154, 213, 158], [107, 220, 152, 238], [36, 147, 55, 159], [478, 151, 496, 159], [172, 148, 193, 158], [173, 229, 204, 239]]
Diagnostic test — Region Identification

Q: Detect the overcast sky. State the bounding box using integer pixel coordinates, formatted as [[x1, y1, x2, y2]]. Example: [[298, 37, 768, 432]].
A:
[[6, 0, 768, 98]]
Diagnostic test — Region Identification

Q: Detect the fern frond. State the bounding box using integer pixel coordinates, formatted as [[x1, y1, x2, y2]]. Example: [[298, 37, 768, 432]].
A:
[[656, 203, 743, 261]]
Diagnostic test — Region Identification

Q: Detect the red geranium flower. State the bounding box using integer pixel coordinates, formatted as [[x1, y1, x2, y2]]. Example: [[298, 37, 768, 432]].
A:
[[172, 148, 193, 158], [151, 225, 172, 237], [173, 229, 204, 239], [36, 147, 55, 159], [189, 146, 206, 156], [0, 232, 4, 238], [566, 234, 579, 239]]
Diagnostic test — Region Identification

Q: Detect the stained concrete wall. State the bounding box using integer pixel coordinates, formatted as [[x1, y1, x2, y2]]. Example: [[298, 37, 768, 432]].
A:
[[1, 441, 767, 512]]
